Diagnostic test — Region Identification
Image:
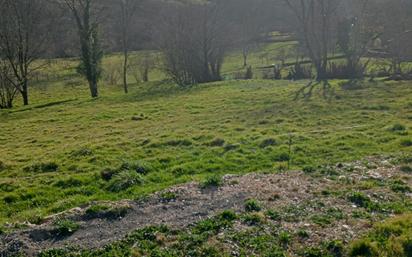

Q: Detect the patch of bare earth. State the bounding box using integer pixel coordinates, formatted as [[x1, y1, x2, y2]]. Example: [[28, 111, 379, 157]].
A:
[[1, 156, 411, 256]]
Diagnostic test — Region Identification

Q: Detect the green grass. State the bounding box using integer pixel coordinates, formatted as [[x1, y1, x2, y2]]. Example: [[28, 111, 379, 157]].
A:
[[349, 214, 412, 257], [1, 78, 412, 225]]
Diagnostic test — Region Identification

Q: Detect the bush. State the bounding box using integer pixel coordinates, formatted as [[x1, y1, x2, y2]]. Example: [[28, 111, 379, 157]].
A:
[[106, 172, 144, 192], [201, 175, 223, 189], [245, 199, 262, 212], [54, 219, 80, 237]]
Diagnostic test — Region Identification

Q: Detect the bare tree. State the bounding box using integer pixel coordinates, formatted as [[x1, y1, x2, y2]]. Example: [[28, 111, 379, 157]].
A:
[[0, 60, 17, 109], [284, 0, 340, 99], [378, 0, 412, 78], [336, 0, 378, 79], [156, 1, 232, 87], [64, 0, 103, 98], [0, 0, 52, 105], [118, 0, 139, 93]]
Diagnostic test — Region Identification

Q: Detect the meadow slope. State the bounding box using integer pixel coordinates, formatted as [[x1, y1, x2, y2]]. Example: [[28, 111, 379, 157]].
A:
[[1, 79, 412, 227]]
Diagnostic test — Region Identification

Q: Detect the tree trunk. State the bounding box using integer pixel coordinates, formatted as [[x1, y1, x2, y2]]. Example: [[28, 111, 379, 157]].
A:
[[243, 50, 248, 67], [22, 80, 29, 105], [123, 50, 128, 94], [89, 80, 98, 98]]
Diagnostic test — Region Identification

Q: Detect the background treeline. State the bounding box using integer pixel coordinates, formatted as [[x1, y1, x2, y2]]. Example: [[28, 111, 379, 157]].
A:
[[0, 0, 412, 108]]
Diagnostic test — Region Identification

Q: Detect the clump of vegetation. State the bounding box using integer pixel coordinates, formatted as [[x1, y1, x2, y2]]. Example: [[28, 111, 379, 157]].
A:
[[100, 168, 118, 181], [207, 138, 225, 147], [266, 209, 281, 221], [160, 191, 177, 202], [400, 139, 412, 147], [106, 172, 144, 192], [54, 178, 83, 189], [390, 123, 407, 132], [85, 204, 130, 220], [242, 213, 264, 225], [390, 179, 411, 193], [200, 175, 223, 188], [348, 192, 373, 209], [260, 138, 277, 148], [120, 160, 153, 175], [244, 199, 262, 212], [400, 165, 412, 173], [0, 161, 7, 172], [53, 219, 80, 237], [23, 162, 59, 173], [69, 147, 93, 158]]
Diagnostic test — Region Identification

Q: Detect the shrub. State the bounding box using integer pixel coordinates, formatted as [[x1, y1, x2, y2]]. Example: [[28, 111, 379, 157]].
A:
[[106, 172, 144, 192], [245, 199, 262, 212], [54, 219, 80, 237], [201, 175, 223, 189]]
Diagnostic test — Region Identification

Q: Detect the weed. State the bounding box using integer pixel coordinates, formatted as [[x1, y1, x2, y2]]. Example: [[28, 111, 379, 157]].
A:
[[265, 209, 281, 221], [53, 219, 80, 237], [242, 213, 264, 225], [260, 138, 277, 148], [160, 191, 177, 202], [106, 172, 144, 192], [245, 199, 262, 212], [390, 179, 411, 193], [390, 123, 406, 132], [23, 162, 59, 173], [400, 166, 412, 173], [207, 138, 225, 147], [200, 175, 223, 189], [400, 139, 412, 147]]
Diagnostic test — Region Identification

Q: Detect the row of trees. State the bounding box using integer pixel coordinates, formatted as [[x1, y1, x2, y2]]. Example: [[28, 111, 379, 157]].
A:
[[0, 0, 411, 108]]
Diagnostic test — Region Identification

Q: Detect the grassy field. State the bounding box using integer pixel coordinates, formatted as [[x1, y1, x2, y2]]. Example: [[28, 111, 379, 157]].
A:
[[1, 76, 412, 226]]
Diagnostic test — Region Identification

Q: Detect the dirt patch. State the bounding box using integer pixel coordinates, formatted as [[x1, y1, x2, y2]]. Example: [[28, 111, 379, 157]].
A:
[[1, 156, 411, 256]]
